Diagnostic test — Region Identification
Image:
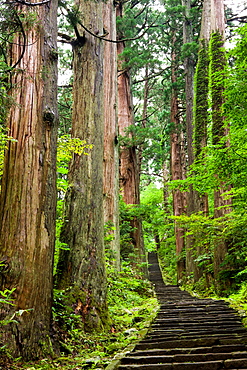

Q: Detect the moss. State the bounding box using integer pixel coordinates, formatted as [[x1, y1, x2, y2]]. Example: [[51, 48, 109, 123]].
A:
[[55, 284, 111, 334], [194, 39, 209, 158], [209, 31, 226, 145]]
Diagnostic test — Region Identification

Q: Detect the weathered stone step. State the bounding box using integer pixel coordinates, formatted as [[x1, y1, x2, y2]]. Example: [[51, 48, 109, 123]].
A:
[[159, 300, 230, 307], [152, 317, 242, 324], [154, 317, 241, 323], [118, 361, 223, 370], [135, 335, 247, 351], [148, 327, 247, 337], [121, 351, 247, 365], [140, 333, 247, 345], [157, 308, 237, 315], [127, 344, 247, 357], [118, 358, 247, 369], [151, 322, 243, 330]]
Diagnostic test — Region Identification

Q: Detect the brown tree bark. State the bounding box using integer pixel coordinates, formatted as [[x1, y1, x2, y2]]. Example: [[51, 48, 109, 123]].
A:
[[55, 0, 109, 331], [117, 3, 146, 274], [0, 0, 58, 360], [182, 0, 194, 172], [210, 0, 231, 290], [170, 39, 186, 282], [103, 0, 120, 270], [186, 0, 210, 282], [181, 0, 198, 281]]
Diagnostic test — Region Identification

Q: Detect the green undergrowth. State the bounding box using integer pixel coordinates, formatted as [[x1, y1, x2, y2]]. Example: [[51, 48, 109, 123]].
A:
[[10, 263, 158, 370], [226, 283, 247, 326]]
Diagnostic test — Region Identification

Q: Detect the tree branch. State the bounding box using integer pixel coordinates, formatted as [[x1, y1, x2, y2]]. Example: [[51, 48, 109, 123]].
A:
[[6, 12, 26, 72], [60, 1, 157, 44], [76, 17, 157, 44], [133, 67, 170, 84], [7, 0, 51, 6], [227, 15, 247, 24]]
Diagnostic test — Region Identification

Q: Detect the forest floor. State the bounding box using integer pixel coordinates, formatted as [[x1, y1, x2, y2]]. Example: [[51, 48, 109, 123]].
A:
[[2, 256, 247, 370], [1, 264, 159, 370]]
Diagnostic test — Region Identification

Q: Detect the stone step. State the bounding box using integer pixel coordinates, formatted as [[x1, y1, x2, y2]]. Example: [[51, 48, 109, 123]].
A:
[[135, 334, 247, 351], [148, 327, 247, 337], [116, 253, 247, 370], [154, 317, 241, 323], [151, 322, 243, 330], [121, 351, 247, 365], [117, 361, 224, 370], [127, 344, 247, 357], [157, 307, 238, 318], [118, 358, 247, 369], [159, 301, 230, 308], [140, 334, 247, 345]]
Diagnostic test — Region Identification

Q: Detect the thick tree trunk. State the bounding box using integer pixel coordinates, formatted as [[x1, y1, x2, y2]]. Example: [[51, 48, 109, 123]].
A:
[[211, 0, 225, 33], [118, 66, 145, 272], [182, 0, 194, 171], [181, 0, 198, 281], [191, 38, 210, 282], [103, 0, 120, 270], [171, 130, 186, 282], [56, 0, 109, 331], [170, 44, 186, 282], [0, 1, 58, 360], [117, 4, 146, 273], [117, 43, 139, 206], [210, 29, 231, 289]]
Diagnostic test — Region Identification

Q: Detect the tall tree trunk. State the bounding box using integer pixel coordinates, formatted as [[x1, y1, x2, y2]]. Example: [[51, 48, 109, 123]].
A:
[[56, 0, 109, 331], [188, 0, 211, 282], [117, 3, 146, 274], [209, 3, 231, 289], [181, 0, 198, 280], [103, 0, 120, 270], [170, 37, 186, 282], [0, 1, 58, 360], [182, 0, 194, 172]]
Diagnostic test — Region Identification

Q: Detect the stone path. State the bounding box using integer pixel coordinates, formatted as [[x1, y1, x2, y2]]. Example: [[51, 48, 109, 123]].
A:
[[117, 252, 247, 369]]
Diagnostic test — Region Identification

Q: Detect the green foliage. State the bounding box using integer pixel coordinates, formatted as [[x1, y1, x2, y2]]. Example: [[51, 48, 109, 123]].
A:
[[0, 287, 15, 307], [0, 126, 17, 180], [119, 198, 135, 259], [56, 134, 93, 213], [140, 184, 177, 283], [181, 41, 199, 60], [227, 283, 247, 324], [173, 210, 247, 294], [140, 184, 165, 250], [54, 135, 93, 270]]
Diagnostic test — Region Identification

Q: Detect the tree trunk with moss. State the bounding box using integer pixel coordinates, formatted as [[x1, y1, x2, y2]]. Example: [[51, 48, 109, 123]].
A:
[[182, 0, 198, 281], [0, 1, 58, 360], [190, 24, 211, 282], [55, 0, 109, 331], [210, 29, 231, 290], [103, 0, 120, 270]]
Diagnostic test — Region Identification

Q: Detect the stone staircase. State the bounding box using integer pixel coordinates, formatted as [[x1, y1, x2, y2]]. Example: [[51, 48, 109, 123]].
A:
[[117, 252, 247, 370]]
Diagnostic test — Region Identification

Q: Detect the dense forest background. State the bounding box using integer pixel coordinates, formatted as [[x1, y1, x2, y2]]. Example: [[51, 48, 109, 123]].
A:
[[1, 0, 247, 368]]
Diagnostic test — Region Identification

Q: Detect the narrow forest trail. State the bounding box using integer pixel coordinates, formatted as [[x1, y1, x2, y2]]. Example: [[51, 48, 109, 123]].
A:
[[116, 252, 247, 370]]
